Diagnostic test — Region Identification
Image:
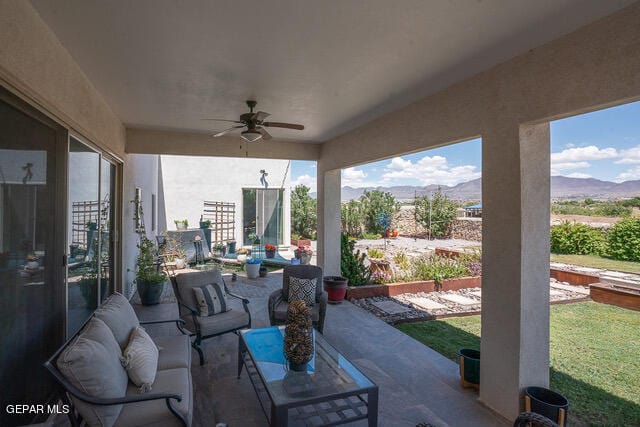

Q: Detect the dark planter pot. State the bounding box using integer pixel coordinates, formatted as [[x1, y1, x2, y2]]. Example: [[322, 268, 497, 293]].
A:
[[199, 221, 209, 229], [137, 280, 165, 305], [265, 249, 276, 259], [524, 386, 569, 427], [323, 276, 349, 303], [458, 348, 480, 389], [259, 267, 268, 277], [227, 241, 237, 254], [80, 278, 109, 306], [295, 252, 312, 265]]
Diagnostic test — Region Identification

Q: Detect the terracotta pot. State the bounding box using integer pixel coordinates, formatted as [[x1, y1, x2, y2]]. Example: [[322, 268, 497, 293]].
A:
[[392, 229, 399, 238], [323, 276, 349, 303]]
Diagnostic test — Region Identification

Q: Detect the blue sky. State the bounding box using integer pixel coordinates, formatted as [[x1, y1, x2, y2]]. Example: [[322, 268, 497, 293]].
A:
[[291, 100, 640, 191]]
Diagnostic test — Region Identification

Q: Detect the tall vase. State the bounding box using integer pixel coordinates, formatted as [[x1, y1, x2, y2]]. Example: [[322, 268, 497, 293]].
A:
[[284, 301, 314, 371]]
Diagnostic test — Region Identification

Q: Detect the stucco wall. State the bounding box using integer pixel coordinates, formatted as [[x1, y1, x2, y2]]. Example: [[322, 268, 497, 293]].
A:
[[160, 155, 291, 247]]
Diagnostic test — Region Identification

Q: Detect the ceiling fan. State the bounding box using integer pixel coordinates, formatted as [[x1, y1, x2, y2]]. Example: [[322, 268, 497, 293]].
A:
[[203, 100, 304, 142]]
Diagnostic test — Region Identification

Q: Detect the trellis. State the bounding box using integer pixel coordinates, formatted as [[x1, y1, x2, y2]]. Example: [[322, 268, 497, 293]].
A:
[[202, 201, 235, 246], [71, 200, 100, 248]]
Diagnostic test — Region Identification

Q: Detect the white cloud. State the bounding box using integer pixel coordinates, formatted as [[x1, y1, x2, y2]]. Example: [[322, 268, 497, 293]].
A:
[[564, 172, 592, 179], [615, 166, 640, 182], [291, 174, 317, 191], [342, 167, 369, 187], [615, 145, 640, 164], [381, 155, 480, 186], [551, 145, 618, 162], [550, 161, 591, 175]]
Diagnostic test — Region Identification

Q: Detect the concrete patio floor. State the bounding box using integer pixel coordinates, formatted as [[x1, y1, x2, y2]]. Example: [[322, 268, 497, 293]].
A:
[[136, 270, 508, 426]]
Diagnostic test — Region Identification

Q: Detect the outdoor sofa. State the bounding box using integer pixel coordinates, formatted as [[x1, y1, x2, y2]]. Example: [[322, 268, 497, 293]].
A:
[[45, 293, 193, 427]]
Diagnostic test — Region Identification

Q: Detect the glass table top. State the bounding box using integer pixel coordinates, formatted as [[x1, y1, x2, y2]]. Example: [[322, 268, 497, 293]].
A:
[[241, 326, 375, 405]]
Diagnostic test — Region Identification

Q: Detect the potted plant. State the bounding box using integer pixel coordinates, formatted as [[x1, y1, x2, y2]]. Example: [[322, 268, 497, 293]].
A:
[[174, 248, 187, 269], [259, 266, 268, 277], [265, 244, 277, 258], [245, 258, 261, 279], [524, 386, 569, 427], [294, 245, 312, 265], [199, 217, 211, 229], [323, 276, 349, 303], [134, 235, 166, 305], [174, 219, 188, 230], [458, 348, 480, 389], [86, 221, 98, 231], [213, 243, 226, 257]]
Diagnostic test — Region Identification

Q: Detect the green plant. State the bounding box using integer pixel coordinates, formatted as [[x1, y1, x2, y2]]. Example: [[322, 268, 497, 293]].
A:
[[359, 190, 400, 234], [340, 234, 371, 286], [341, 200, 365, 237], [411, 254, 470, 283], [367, 248, 384, 259], [200, 219, 211, 228], [135, 236, 166, 285], [213, 243, 225, 251], [174, 219, 188, 227], [414, 188, 458, 238], [550, 221, 606, 255], [607, 217, 640, 261], [359, 232, 381, 240], [291, 185, 317, 238], [393, 252, 410, 270]]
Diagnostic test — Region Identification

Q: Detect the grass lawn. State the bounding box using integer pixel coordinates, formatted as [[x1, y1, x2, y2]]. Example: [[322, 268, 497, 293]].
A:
[[550, 253, 640, 274], [397, 302, 640, 426]]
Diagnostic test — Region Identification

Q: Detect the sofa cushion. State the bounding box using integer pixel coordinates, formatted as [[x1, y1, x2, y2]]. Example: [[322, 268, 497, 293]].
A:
[[192, 283, 228, 316], [154, 335, 191, 370], [116, 367, 192, 427], [194, 297, 249, 337], [273, 300, 321, 322], [57, 317, 128, 427], [289, 277, 317, 306], [94, 292, 140, 349], [121, 327, 159, 393], [174, 270, 224, 318]]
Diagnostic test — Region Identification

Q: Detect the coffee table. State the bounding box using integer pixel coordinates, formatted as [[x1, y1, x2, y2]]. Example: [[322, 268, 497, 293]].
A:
[[238, 326, 378, 426]]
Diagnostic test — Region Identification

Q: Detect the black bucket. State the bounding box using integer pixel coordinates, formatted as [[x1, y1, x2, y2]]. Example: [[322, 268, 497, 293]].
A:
[[458, 348, 480, 387], [524, 386, 569, 427]]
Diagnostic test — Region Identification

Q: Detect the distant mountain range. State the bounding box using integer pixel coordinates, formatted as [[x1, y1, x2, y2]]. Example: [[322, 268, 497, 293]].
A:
[[309, 177, 640, 202]]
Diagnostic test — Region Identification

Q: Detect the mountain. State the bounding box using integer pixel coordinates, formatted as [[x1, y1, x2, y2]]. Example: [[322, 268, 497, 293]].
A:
[[308, 177, 640, 202]]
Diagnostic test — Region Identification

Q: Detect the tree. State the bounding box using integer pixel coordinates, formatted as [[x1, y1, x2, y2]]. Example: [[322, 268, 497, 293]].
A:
[[291, 185, 317, 239], [414, 187, 458, 238], [341, 199, 365, 237], [359, 190, 400, 234]]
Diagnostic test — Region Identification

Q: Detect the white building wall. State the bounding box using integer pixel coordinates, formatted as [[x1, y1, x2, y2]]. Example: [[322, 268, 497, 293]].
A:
[[159, 155, 291, 247]]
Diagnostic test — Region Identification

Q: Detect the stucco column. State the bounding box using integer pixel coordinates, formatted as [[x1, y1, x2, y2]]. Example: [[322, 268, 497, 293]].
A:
[[480, 122, 550, 419], [316, 166, 341, 275]]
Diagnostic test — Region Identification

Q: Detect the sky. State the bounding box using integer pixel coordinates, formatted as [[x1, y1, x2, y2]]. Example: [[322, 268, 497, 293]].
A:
[[291, 101, 640, 192]]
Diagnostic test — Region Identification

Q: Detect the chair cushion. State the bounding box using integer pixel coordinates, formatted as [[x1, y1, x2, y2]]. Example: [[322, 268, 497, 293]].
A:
[[94, 292, 140, 349], [174, 270, 224, 318], [154, 335, 191, 371], [115, 367, 192, 427], [273, 300, 321, 322], [57, 317, 128, 427], [196, 297, 249, 337], [192, 283, 228, 316], [289, 277, 317, 306], [121, 327, 159, 393]]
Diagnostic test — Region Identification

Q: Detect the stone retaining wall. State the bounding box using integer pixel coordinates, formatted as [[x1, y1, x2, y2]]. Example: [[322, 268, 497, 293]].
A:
[[393, 206, 482, 241]]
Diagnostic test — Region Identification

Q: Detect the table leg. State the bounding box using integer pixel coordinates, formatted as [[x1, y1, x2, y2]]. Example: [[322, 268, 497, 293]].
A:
[[368, 388, 379, 427], [271, 404, 288, 427]]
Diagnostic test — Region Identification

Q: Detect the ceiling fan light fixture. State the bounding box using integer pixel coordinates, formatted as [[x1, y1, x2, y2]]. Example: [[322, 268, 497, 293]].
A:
[[241, 129, 262, 142]]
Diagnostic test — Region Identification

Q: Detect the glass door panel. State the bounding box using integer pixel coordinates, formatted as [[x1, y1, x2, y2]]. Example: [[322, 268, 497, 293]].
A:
[[256, 189, 283, 246], [242, 188, 257, 246], [67, 138, 100, 336], [99, 159, 115, 303], [0, 93, 65, 426]]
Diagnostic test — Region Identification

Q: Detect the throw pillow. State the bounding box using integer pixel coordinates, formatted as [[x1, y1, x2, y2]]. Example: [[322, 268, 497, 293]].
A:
[[94, 292, 140, 350], [121, 327, 159, 393], [192, 283, 228, 316], [289, 277, 317, 306], [57, 317, 128, 427]]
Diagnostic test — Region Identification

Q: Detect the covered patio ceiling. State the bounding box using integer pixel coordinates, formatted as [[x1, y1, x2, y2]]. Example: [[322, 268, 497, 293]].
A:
[[30, 0, 633, 143]]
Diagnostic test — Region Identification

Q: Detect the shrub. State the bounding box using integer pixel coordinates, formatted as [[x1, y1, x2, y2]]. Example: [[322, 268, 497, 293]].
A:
[[457, 250, 482, 276], [341, 200, 365, 237], [415, 188, 458, 238], [367, 248, 384, 259], [411, 254, 471, 283], [359, 190, 400, 235], [359, 232, 381, 240], [607, 218, 640, 261], [340, 234, 371, 286], [291, 185, 317, 239], [393, 252, 410, 270], [550, 221, 606, 255]]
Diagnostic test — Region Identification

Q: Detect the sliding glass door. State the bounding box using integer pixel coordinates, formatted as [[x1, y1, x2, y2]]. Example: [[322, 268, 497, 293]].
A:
[[0, 89, 66, 426], [67, 138, 117, 336], [242, 188, 283, 246]]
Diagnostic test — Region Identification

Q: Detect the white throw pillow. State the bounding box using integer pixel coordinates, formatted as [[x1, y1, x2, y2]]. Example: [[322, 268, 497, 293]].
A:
[[289, 277, 317, 306], [121, 327, 159, 393]]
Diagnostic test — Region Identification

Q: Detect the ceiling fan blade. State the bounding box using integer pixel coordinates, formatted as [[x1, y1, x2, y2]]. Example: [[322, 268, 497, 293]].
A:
[[262, 121, 304, 130], [259, 127, 272, 140], [202, 118, 243, 123], [252, 111, 270, 122], [213, 125, 244, 137]]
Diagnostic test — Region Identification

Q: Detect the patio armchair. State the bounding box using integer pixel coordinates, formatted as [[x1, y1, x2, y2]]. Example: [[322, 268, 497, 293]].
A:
[[268, 265, 327, 333], [171, 269, 251, 365]]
